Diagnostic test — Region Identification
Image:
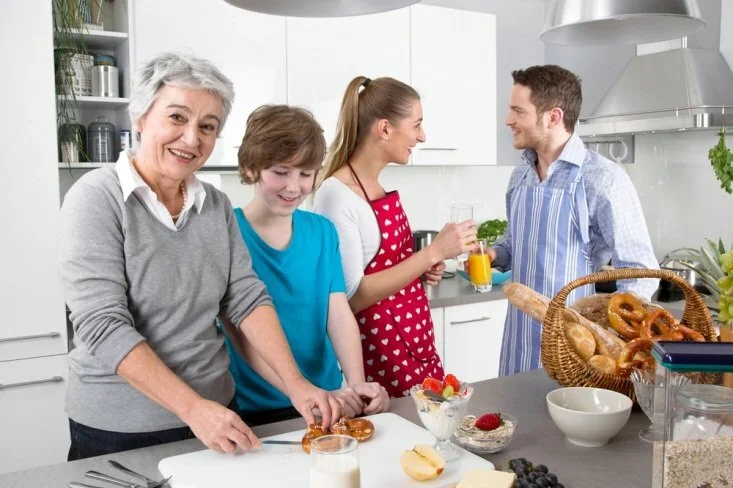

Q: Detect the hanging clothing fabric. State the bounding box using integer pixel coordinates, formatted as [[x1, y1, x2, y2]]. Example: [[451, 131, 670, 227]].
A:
[[499, 162, 594, 376], [347, 163, 444, 397]]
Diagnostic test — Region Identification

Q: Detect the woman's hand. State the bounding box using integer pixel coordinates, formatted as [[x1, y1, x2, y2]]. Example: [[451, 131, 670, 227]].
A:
[[182, 398, 260, 453], [353, 382, 390, 415], [429, 220, 477, 263], [423, 261, 446, 286], [287, 376, 343, 428]]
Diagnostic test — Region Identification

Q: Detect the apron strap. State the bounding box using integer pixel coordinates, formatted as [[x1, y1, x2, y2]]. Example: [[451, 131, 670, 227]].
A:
[[346, 162, 372, 204]]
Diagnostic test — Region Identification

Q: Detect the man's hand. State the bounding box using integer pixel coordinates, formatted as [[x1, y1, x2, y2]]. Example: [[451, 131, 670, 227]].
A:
[[181, 398, 260, 453], [353, 382, 389, 415], [287, 376, 342, 427]]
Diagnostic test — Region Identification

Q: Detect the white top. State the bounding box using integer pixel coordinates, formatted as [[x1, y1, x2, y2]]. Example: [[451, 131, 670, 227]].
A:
[[312, 177, 381, 298], [115, 151, 207, 231]]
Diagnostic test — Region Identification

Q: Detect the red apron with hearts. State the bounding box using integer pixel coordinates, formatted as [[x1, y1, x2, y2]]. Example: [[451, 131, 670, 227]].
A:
[[348, 164, 444, 398]]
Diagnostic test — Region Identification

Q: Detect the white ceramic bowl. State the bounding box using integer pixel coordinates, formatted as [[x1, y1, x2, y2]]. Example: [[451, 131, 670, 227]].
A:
[[546, 387, 632, 447]]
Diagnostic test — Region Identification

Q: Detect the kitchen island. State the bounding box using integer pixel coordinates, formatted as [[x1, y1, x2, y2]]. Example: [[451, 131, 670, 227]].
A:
[[0, 369, 653, 488]]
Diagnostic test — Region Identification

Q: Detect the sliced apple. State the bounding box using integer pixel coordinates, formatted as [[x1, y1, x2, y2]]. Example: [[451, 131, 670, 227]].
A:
[[400, 444, 445, 481]]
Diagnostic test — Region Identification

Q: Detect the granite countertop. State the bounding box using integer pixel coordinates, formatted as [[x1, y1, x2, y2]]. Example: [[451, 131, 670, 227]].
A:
[[0, 369, 656, 488]]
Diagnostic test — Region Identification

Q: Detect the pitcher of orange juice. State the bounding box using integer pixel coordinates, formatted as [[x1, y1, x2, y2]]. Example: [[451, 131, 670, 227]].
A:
[[468, 239, 491, 293]]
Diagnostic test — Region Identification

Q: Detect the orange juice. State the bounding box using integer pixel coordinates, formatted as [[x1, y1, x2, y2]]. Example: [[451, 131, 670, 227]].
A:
[[468, 252, 491, 285]]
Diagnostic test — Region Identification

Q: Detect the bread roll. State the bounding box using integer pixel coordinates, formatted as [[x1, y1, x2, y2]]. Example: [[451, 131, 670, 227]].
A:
[[587, 355, 618, 376], [564, 322, 596, 360]]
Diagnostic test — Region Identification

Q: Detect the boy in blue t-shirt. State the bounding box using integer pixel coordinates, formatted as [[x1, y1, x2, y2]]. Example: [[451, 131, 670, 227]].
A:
[[225, 105, 389, 425]]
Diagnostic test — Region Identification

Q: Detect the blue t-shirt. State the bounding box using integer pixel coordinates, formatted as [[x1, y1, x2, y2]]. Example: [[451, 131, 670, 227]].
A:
[[226, 208, 346, 413]]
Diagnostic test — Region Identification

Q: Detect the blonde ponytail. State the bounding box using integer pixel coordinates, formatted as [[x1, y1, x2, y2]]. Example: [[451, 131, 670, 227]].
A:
[[317, 75, 419, 189]]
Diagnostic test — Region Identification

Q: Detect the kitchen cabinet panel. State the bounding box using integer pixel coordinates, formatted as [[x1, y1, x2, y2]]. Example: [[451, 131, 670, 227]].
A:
[[286, 9, 411, 146], [430, 307, 444, 365], [444, 300, 507, 383], [134, 0, 287, 167], [0, 354, 69, 474], [410, 5, 497, 166]]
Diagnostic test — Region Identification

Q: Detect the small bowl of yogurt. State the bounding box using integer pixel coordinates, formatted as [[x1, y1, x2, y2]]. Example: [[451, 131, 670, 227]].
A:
[[409, 383, 474, 461]]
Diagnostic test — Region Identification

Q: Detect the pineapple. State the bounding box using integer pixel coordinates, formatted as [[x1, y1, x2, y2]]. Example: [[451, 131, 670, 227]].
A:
[[678, 239, 733, 325]]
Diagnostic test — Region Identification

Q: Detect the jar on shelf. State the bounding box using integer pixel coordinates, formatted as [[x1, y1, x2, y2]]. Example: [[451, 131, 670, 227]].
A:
[[91, 55, 119, 98], [59, 123, 87, 163], [87, 116, 117, 163], [651, 342, 733, 488]]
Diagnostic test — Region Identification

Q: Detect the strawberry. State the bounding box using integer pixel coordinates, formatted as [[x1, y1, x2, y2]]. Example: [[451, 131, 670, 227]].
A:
[[475, 413, 502, 431], [421, 377, 443, 394], [443, 374, 461, 393]]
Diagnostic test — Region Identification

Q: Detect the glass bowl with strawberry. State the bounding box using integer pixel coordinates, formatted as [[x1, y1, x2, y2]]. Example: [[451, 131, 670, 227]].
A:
[[409, 373, 474, 461], [451, 411, 518, 454]]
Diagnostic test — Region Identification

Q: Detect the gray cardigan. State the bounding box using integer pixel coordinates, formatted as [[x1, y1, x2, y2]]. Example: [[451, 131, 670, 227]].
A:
[[60, 168, 271, 432]]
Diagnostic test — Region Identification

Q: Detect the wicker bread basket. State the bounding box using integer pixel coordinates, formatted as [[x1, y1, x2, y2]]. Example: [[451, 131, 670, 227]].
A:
[[541, 268, 717, 398]]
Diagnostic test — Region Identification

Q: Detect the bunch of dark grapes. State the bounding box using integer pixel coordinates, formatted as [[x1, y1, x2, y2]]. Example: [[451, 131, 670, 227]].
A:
[[508, 458, 565, 488]]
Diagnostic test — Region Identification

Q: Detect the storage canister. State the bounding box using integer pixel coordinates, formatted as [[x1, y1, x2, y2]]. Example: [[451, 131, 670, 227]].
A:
[[88, 116, 117, 162], [651, 342, 733, 488], [91, 65, 119, 98]]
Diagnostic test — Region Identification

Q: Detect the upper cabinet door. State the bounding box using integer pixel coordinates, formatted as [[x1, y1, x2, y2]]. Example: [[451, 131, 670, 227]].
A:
[[410, 5, 497, 166], [134, 0, 287, 166], [286, 9, 411, 147]]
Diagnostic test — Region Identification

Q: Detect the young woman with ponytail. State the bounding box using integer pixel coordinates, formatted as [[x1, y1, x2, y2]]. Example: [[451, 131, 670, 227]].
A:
[[313, 76, 477, 397]]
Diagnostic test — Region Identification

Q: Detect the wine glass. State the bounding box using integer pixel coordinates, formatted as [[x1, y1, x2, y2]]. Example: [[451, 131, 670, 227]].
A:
[[450, 204, 473, 263], [409, 384, 474, 461], [630, 368, 690, 442]]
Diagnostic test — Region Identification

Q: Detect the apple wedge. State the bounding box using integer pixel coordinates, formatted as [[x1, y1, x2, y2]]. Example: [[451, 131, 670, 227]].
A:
[[400, 444, 445, 481]]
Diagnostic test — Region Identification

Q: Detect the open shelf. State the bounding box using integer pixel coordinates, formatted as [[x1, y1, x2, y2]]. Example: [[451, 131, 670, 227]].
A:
[[57, 95, 129, 109], [54, 28, 129, 50], [58, 162, 115, 169]]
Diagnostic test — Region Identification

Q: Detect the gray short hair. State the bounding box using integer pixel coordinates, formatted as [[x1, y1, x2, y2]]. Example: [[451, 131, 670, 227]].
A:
[[129, 52, 235, 136]]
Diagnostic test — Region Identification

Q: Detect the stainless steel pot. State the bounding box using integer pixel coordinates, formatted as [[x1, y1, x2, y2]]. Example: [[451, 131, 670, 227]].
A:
[[413, 230, 439, 253], [659, 255, 699, 287]]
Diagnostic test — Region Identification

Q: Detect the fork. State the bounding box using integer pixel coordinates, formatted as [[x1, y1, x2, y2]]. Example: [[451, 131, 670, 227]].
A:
[[86, 470, 170, 488], [107, 460, 172, 487]]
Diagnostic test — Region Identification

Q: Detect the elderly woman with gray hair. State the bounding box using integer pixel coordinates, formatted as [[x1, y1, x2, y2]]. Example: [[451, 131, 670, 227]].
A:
[[60, 52, 341, 460]]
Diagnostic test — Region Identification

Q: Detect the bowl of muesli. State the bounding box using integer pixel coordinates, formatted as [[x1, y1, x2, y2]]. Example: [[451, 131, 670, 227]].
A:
[[451, 411, 517, 454]]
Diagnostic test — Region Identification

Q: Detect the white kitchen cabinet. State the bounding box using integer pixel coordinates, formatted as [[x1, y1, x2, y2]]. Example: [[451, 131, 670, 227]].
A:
[[409, 5, 497, 166], [430, 307, 444, 364], [443, 300, 508, 383], [286, 9, 411, 146], [134, 0, 287, 167], [1, 1, 68, 362], [0, 354, 69, 474]]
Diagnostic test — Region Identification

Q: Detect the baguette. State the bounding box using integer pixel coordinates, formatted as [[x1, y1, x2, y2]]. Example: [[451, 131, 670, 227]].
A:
[[502, 282, 624, 360]]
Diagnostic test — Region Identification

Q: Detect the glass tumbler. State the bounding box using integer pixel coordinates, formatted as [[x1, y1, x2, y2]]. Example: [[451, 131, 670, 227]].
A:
[[310, 435, 361, 488]]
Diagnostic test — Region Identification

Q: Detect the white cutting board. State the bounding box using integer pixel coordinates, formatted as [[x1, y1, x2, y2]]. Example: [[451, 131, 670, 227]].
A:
[[159, 412, 495, 487]]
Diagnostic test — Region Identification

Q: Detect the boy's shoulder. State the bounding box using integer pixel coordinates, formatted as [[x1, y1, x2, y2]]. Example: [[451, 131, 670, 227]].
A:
[[295, 208, 337, 234]]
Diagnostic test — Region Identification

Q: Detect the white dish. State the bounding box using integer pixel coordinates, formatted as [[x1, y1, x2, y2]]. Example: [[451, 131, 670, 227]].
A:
[[546, 387, 632, 447]]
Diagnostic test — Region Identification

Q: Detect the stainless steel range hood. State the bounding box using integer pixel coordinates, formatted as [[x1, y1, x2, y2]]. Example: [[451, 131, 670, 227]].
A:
[[577, 46, 733, 137], [222, 0, 420, 17]]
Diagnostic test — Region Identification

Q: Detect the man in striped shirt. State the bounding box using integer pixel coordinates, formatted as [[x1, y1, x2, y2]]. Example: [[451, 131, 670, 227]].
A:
[[487, 65, 658, 376]]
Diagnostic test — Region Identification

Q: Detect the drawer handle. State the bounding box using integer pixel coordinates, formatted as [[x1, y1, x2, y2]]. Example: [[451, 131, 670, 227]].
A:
[[418, 147, 457, 151], [0, 332, 61, 344], [450, 316, 491, 325], [0, 376, 64, 390]]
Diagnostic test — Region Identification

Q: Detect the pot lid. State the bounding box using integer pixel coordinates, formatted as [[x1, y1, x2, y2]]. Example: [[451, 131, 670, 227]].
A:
[[222, 0, 420, 17], [540, 0, 705, 46]]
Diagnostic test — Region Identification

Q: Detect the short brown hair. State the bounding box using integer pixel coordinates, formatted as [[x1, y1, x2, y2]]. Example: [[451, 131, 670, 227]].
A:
[[511, 65, 582, 132], [238, 105, 326, 184]]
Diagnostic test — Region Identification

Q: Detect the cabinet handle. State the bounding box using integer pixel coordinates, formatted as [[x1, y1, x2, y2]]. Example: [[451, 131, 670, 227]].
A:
[[0, 332, 61, 344], [450, 316, 491, 325], [418, 147, 457, 151], [0, 376, 64, 390]]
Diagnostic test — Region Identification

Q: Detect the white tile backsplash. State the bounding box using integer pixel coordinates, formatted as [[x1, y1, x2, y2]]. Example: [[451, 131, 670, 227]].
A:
[[625, 131, 733, 260]]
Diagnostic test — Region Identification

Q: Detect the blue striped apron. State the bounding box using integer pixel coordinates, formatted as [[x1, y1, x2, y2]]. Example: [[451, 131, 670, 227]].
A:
[[499, 163, 595, 376]]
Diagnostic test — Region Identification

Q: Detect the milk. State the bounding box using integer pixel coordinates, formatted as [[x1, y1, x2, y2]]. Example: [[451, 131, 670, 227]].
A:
[[310, 454, 361, 488]]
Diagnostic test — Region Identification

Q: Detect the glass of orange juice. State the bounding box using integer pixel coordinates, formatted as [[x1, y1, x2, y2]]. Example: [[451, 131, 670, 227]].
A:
[[468, 239, 491, 293]]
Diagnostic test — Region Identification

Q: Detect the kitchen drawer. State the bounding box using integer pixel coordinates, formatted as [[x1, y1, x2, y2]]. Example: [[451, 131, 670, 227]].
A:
[[0, 354, 69, 474], [444, 300, 508, 383]]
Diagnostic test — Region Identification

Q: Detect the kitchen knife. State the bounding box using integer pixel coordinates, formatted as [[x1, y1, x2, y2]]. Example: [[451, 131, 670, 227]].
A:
[[261, 439, 302, 446]]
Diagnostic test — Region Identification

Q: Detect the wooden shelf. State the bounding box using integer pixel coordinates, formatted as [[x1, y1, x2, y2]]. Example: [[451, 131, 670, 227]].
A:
[[54, 29, 129, 50], [57, 95, 129, 109], [58, 162, 115, 169]]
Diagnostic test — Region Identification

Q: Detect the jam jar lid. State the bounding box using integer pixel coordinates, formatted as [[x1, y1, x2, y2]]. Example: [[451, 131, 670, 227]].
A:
[[652, 341, 733, 373], [676, 384, 733, 414]]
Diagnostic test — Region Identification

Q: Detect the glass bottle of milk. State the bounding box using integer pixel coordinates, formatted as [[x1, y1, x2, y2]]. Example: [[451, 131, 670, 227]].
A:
[[310, 435, 361, 488]]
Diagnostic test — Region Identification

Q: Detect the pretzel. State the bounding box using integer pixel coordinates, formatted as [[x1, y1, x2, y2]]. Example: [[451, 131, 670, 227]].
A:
[[301, 417, 375, 453], [666, 324, 706, 342], [640, 309, 676, 339], [607, 293, 647, 340], [617, 337, 654, 375]]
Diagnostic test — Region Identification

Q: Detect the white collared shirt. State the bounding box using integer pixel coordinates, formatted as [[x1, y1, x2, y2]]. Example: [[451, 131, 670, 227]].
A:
[[115, 151, 207, 231]]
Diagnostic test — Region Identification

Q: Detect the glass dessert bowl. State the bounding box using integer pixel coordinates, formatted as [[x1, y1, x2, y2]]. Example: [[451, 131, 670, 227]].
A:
[[452, 411, 518, 454]]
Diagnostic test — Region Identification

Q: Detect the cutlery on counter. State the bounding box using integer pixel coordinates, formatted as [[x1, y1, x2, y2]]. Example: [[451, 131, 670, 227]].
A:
[[107, 460, 172, 487], [86, 469, 170, 488], [69, 483, 107, 488], [261, 439, 301, 446]]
